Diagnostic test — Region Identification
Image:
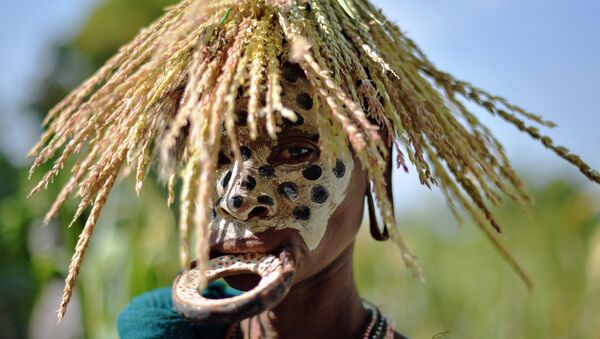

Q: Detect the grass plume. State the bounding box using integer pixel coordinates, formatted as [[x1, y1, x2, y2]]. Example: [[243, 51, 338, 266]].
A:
[[28, 0, 599, 320]]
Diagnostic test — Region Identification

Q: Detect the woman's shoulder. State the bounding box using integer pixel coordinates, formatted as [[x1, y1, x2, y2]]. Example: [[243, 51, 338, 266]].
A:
[[117, 282, 240, 339]]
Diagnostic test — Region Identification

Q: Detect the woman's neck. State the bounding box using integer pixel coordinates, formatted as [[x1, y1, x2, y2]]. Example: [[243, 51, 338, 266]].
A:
[[239, 244, 369, 339]]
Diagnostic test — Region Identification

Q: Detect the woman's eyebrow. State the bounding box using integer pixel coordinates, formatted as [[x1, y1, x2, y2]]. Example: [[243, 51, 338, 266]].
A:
[[277, 126, 318, 141]]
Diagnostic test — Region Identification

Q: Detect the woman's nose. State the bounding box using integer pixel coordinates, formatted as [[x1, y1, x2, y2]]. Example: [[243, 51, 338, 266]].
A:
[[218, 169, 277, 221]]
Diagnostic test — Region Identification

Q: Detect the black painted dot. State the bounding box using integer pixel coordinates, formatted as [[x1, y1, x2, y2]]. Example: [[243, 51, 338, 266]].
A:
[[241, 176, 256, 191], [278, 182, 299, 200], [283, 112, 304, 126], [332, 159, 346, 178], [310, 133, 320, 142], [302, 165, 322, 181], [222, 171, 232, 188], [296, 92, 313, 110], [240, 146, 252, 161], [311, 185, 329, 204], [258, 165, 275, 178], [282, 63, 305, 83], [230, 196, 244, 209], [293, 206, 311, 221], [236, 111, 248, 126], [257, 195, 274, 206]]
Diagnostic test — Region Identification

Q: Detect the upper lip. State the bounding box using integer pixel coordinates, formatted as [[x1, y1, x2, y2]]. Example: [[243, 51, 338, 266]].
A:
[[209, 234, 285, 259], [209, 242, 282, 259]]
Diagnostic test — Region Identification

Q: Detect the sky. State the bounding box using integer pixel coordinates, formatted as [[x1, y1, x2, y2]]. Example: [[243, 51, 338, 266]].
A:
[[0, 0, 98, 165], [0, 0, 599, 212], [372, 0, 600, 212]]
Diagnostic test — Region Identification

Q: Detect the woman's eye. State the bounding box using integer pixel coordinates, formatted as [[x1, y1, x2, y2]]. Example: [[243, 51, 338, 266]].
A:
[[276, 146, 318, 163], [289, 147, 311, 157]]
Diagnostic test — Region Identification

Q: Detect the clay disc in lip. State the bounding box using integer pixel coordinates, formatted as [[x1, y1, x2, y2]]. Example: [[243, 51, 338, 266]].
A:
[[172, 249, 296, 324]]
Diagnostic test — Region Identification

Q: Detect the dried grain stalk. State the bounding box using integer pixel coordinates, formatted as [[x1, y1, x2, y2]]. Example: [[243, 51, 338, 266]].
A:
[[28, 0, 599, 320]]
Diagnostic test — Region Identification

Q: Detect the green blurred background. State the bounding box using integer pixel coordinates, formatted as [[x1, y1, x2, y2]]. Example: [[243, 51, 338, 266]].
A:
[[1, 1, 599, 338]]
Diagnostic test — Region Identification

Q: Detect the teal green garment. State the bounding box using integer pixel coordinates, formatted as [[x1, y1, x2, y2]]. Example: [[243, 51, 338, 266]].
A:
[[117, 282, 242, 339]]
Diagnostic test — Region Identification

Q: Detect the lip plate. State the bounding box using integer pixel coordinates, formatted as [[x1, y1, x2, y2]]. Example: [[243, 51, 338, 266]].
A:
[[173, 249, 296, 325]]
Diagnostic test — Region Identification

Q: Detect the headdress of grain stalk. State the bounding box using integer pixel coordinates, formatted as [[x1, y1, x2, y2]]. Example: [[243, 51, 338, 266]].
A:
[[28, 0, 600, 320]]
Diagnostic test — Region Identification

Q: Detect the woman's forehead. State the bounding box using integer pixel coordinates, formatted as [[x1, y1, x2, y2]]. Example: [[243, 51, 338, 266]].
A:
[[221, 110, 321, 149], [220, 60, 321, 149]]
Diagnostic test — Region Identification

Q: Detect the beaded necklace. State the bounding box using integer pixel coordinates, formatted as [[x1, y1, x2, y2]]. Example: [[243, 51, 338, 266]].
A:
[[362, 301, 395, 339]]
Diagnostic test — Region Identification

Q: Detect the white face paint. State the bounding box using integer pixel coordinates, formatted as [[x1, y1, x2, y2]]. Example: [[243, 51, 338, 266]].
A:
[[209, 63, 354, 250]]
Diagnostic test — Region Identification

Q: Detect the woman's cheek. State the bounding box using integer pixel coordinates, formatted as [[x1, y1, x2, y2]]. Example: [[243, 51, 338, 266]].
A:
[[207, 147, 354, 251], [276, 153, 354, 250]]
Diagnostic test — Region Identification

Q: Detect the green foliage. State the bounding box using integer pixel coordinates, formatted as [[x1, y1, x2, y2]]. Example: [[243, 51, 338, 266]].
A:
[[355, 180, 600, 338], [3, 0, 598, 338], [74, 0, 176, 65], [0, 0, 177, 337], [0, 156, 35, 338], [74, 177, 179, 338]]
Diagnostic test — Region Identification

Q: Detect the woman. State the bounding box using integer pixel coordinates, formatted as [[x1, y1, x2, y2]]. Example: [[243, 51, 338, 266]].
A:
[[28, 0, 599, 338], [118, 61, 406, 338]]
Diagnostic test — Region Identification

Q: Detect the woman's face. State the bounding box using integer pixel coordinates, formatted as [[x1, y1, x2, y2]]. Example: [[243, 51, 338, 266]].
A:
[[208, 65, 368, 283]]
